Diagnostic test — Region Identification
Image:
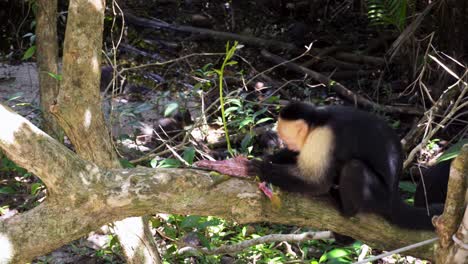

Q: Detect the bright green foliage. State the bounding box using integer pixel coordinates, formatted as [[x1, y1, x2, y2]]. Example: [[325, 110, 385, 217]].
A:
[[366, 0, 407, 31], [94, 234, 122, 262], [158, 215, 366, 263], [182, 147, 196, 165], [47, 72, 62, 81], [215, 41, 240, 156], [223, 98, 273, 130], [221, 97, 274, 155], [21, 45, 36, 61]]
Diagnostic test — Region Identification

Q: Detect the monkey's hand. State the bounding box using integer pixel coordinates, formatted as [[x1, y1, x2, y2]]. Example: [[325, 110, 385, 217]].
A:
[[247, 159, 330, 195]]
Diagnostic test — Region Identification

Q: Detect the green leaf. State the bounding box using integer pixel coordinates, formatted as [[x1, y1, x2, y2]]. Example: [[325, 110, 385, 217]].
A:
[[157, 158, 181, 168], [399, 181, 416, 193], [241, 226, 247, 237], [150, 158, 158, 168], [163, 227, 178, 239], [199, 218, 222, 229], [239, 118, 253, 128], [241, 134, 253, 151], [0, 187, 16, 194], [22, 45, 36, 60], [256, 117, 273, 125], [47, 72, 62, 81], [437, 138, 468, 162], [224, 106, 239, 115], [149, 217, 162, 228], [119, 159, 135, 168], [164, 102, 179, 117], [31, 183, 43, 195], [202, 63, 214, 72], [198, 233, 211, 248], [134, 102, 154, 114], [319, 248, 352, 263], [181, 215, 202, 229], [266, 96, 280, 104], [7, 92, 23, 102], [225, 60, 238, 66], [183, 147, 196, 165], [227, 98, 242, 107], [252, 108, 267, 118]]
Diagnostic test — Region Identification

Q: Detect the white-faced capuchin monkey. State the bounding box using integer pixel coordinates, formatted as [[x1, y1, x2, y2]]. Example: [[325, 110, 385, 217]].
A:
[[249, 102, 442, 230]]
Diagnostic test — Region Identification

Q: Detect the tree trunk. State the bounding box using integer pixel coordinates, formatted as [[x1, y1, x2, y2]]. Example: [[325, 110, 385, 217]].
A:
[[48, 0, 161, 262], [36, 0, 63, 141], [434, 145, 468, 263]]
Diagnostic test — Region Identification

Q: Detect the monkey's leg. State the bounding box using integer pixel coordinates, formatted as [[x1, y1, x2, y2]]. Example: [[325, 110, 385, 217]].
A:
[[338, 159, 389, 217]]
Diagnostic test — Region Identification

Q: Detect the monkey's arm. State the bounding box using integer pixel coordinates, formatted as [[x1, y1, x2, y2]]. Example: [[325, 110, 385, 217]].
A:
[[249, 160, 330, 195], [264, 148, 299, 164]]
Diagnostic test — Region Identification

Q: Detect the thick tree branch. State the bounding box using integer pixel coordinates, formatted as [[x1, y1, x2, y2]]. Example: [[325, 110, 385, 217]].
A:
[[0, 103, 100, 197], [0, 103, 438, 262]]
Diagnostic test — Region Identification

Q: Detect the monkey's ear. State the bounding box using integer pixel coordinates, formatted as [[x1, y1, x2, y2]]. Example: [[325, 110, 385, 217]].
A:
[[295, 119, 309, 148]]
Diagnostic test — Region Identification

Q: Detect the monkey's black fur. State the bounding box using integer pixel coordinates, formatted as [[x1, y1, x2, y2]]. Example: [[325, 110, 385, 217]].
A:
[[414, 159, 451, 208], [250, 102, 442, 230]]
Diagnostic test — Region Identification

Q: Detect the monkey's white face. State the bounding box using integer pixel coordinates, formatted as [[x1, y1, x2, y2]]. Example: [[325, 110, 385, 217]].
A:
[[277, 118, 309, 152]]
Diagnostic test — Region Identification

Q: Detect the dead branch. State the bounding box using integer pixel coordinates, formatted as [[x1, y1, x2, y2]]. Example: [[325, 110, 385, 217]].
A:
[[120, 43, 164, 60], [124, 10, 383, 68], [124, 11, 296, 51], [333, 51, 385, 66], [302, 46, 340, 68], [402, 85, 465, 169], [260, 49, 423, 115], [402, 60, 467, 166], [178, 231, 333, 255], [324, 70, 374, 80], [317, 57, 362, 71]]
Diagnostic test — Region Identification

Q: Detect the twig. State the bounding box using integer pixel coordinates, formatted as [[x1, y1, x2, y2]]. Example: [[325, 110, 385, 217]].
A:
[[353, 237, 439, 264], [153, 126, 190, 166], [177, 231, 332, 255], [302, 46, 340, 68], [403, 65, 467, 168], [245, 44, 313, 87]]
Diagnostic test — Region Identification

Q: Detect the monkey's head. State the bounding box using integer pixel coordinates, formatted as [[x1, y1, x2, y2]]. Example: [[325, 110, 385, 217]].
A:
[[276, 102, 316, 152]]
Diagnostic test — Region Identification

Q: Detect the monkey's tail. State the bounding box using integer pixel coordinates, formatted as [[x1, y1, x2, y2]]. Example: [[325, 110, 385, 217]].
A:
[[388, 197, 443, 230]]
